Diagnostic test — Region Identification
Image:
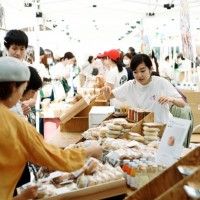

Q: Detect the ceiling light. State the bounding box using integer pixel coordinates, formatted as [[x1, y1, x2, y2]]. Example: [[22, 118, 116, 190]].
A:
[[164, 4, 174, 9]]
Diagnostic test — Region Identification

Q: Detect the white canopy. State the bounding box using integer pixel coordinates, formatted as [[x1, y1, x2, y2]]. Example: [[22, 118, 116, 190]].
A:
[[0, 0, 200, 58]]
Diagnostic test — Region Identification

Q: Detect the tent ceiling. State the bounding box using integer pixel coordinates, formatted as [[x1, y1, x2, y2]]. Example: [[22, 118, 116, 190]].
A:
[[0, 0, 200, 46]]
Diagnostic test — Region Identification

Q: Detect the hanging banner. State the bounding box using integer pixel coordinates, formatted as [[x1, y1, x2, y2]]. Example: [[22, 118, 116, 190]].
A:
[[180, 0, 194, 60]]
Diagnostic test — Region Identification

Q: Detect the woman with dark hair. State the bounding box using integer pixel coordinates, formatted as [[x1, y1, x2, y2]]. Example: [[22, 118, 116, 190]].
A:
[[97, 49, 128, 89], [123, 53, 134, 80], [0, 56, 102, 200], [128, 47, 136, 56], [102, 53, 185, 124], [149, 50, 159, 76]]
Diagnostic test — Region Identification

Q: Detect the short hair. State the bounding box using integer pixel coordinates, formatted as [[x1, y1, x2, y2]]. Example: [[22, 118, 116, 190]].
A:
[[23, 66, 43, 95], [165, 56, 169, 61], [123, 53, 133, 60], [130, 54, 152, 71], [88, 56, 94, 64], [4, 30, 28, 49], [63, 52, 74, 60], [0, 82, 25, 100]]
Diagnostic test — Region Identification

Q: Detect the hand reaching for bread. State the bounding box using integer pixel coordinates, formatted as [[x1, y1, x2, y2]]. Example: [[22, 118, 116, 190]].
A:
[[85, 141, 102, 159]]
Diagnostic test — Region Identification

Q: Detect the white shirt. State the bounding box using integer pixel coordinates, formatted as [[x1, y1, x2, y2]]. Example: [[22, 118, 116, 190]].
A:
[[159, 61, 173, 80], [105, 66, 128, 88], [112, 76, 181, 124], [50, 62, 70, 80], [36, 63, 51, 80]]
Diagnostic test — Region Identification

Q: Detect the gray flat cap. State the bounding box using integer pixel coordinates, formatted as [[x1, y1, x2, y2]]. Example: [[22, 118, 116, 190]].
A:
[[0, 57, 30, 82]]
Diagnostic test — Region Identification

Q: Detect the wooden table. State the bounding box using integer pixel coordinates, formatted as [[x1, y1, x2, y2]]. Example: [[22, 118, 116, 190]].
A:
[[47, 126, 84, 148]]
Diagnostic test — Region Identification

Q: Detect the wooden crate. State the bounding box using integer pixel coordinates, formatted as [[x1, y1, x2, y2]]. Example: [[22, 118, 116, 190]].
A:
[[156, 167, 200, 200], [125, 146, 200, 200], [59, 97, 108, 132], [60, 117, 88, 132], [41, 178, 127, 200]]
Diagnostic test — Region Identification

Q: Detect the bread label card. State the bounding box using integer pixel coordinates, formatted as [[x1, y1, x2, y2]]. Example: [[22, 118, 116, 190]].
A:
[[155, 116, 191, 166]]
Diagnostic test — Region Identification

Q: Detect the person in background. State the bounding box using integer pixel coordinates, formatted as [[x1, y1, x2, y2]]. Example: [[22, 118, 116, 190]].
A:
[[195, 55, 200, 67], [148, 50, 159, 76], [80, 55, 96, 85], [101, 53, 185, 124], [97, 49, 128, 106], [71, 58, 81, 95], [159, 55, 174, 82], [128, 47, 136, 56], [123, 53, 134, 80], [4, 29, 33, 117], [52, 51, 75, 81], [0, 56, 102, 200], [97, 49, 128, 89], [44, 48, 57, 67]]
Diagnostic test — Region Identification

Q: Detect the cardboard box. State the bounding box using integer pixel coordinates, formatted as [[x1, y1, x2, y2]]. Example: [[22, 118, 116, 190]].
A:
[[89, 106, 114, 128]]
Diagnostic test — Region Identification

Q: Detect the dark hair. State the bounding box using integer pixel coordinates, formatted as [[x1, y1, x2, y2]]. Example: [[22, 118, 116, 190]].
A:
[[4, 30, 28, 49], [40, 47, 45, 56], [63, 52, 74, 60], [23, 66, 42, 95], [0, 50, 3, 57], [0, 82, 26, 100], [130, 54, 152, 71], [177, 53, 185, 60], [111, 57, 124, 73], [123, 53, 133, 60], [128, 47, 136, 56], [88, 56, 94, 64], [44, 49, 53, 56], [149, 50, 159, 75], [41, 54, 49, 68], [165, 56, 169, 61]]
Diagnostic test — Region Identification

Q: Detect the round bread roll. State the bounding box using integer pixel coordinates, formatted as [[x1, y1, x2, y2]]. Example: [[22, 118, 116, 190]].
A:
[[147, 140, 160, 148], [121, 128, 131, 133], [144, 135, 159, 141], [107, 123, 123, 131], [128, 132, 144, 142], [121, 123, 135, 129], [113, 118, 128, 125], [106, 133, 119, 139], [107, 129, 121, 135], [143, 126, 160, 132], [144, 140, 153, 145], [100, 127, 109, 134], [143, 130, 158, 136]]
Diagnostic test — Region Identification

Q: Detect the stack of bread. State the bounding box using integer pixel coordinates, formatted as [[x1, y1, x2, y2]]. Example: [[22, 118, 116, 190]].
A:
[[127, 132, 144, 143], [106, 123, 123, 138], [98, 118, 132, 139], [143, 123, 160, 145]]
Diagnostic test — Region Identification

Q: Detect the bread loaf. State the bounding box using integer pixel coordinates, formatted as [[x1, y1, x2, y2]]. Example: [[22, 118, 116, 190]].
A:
[[107, 123, 123, 131]]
